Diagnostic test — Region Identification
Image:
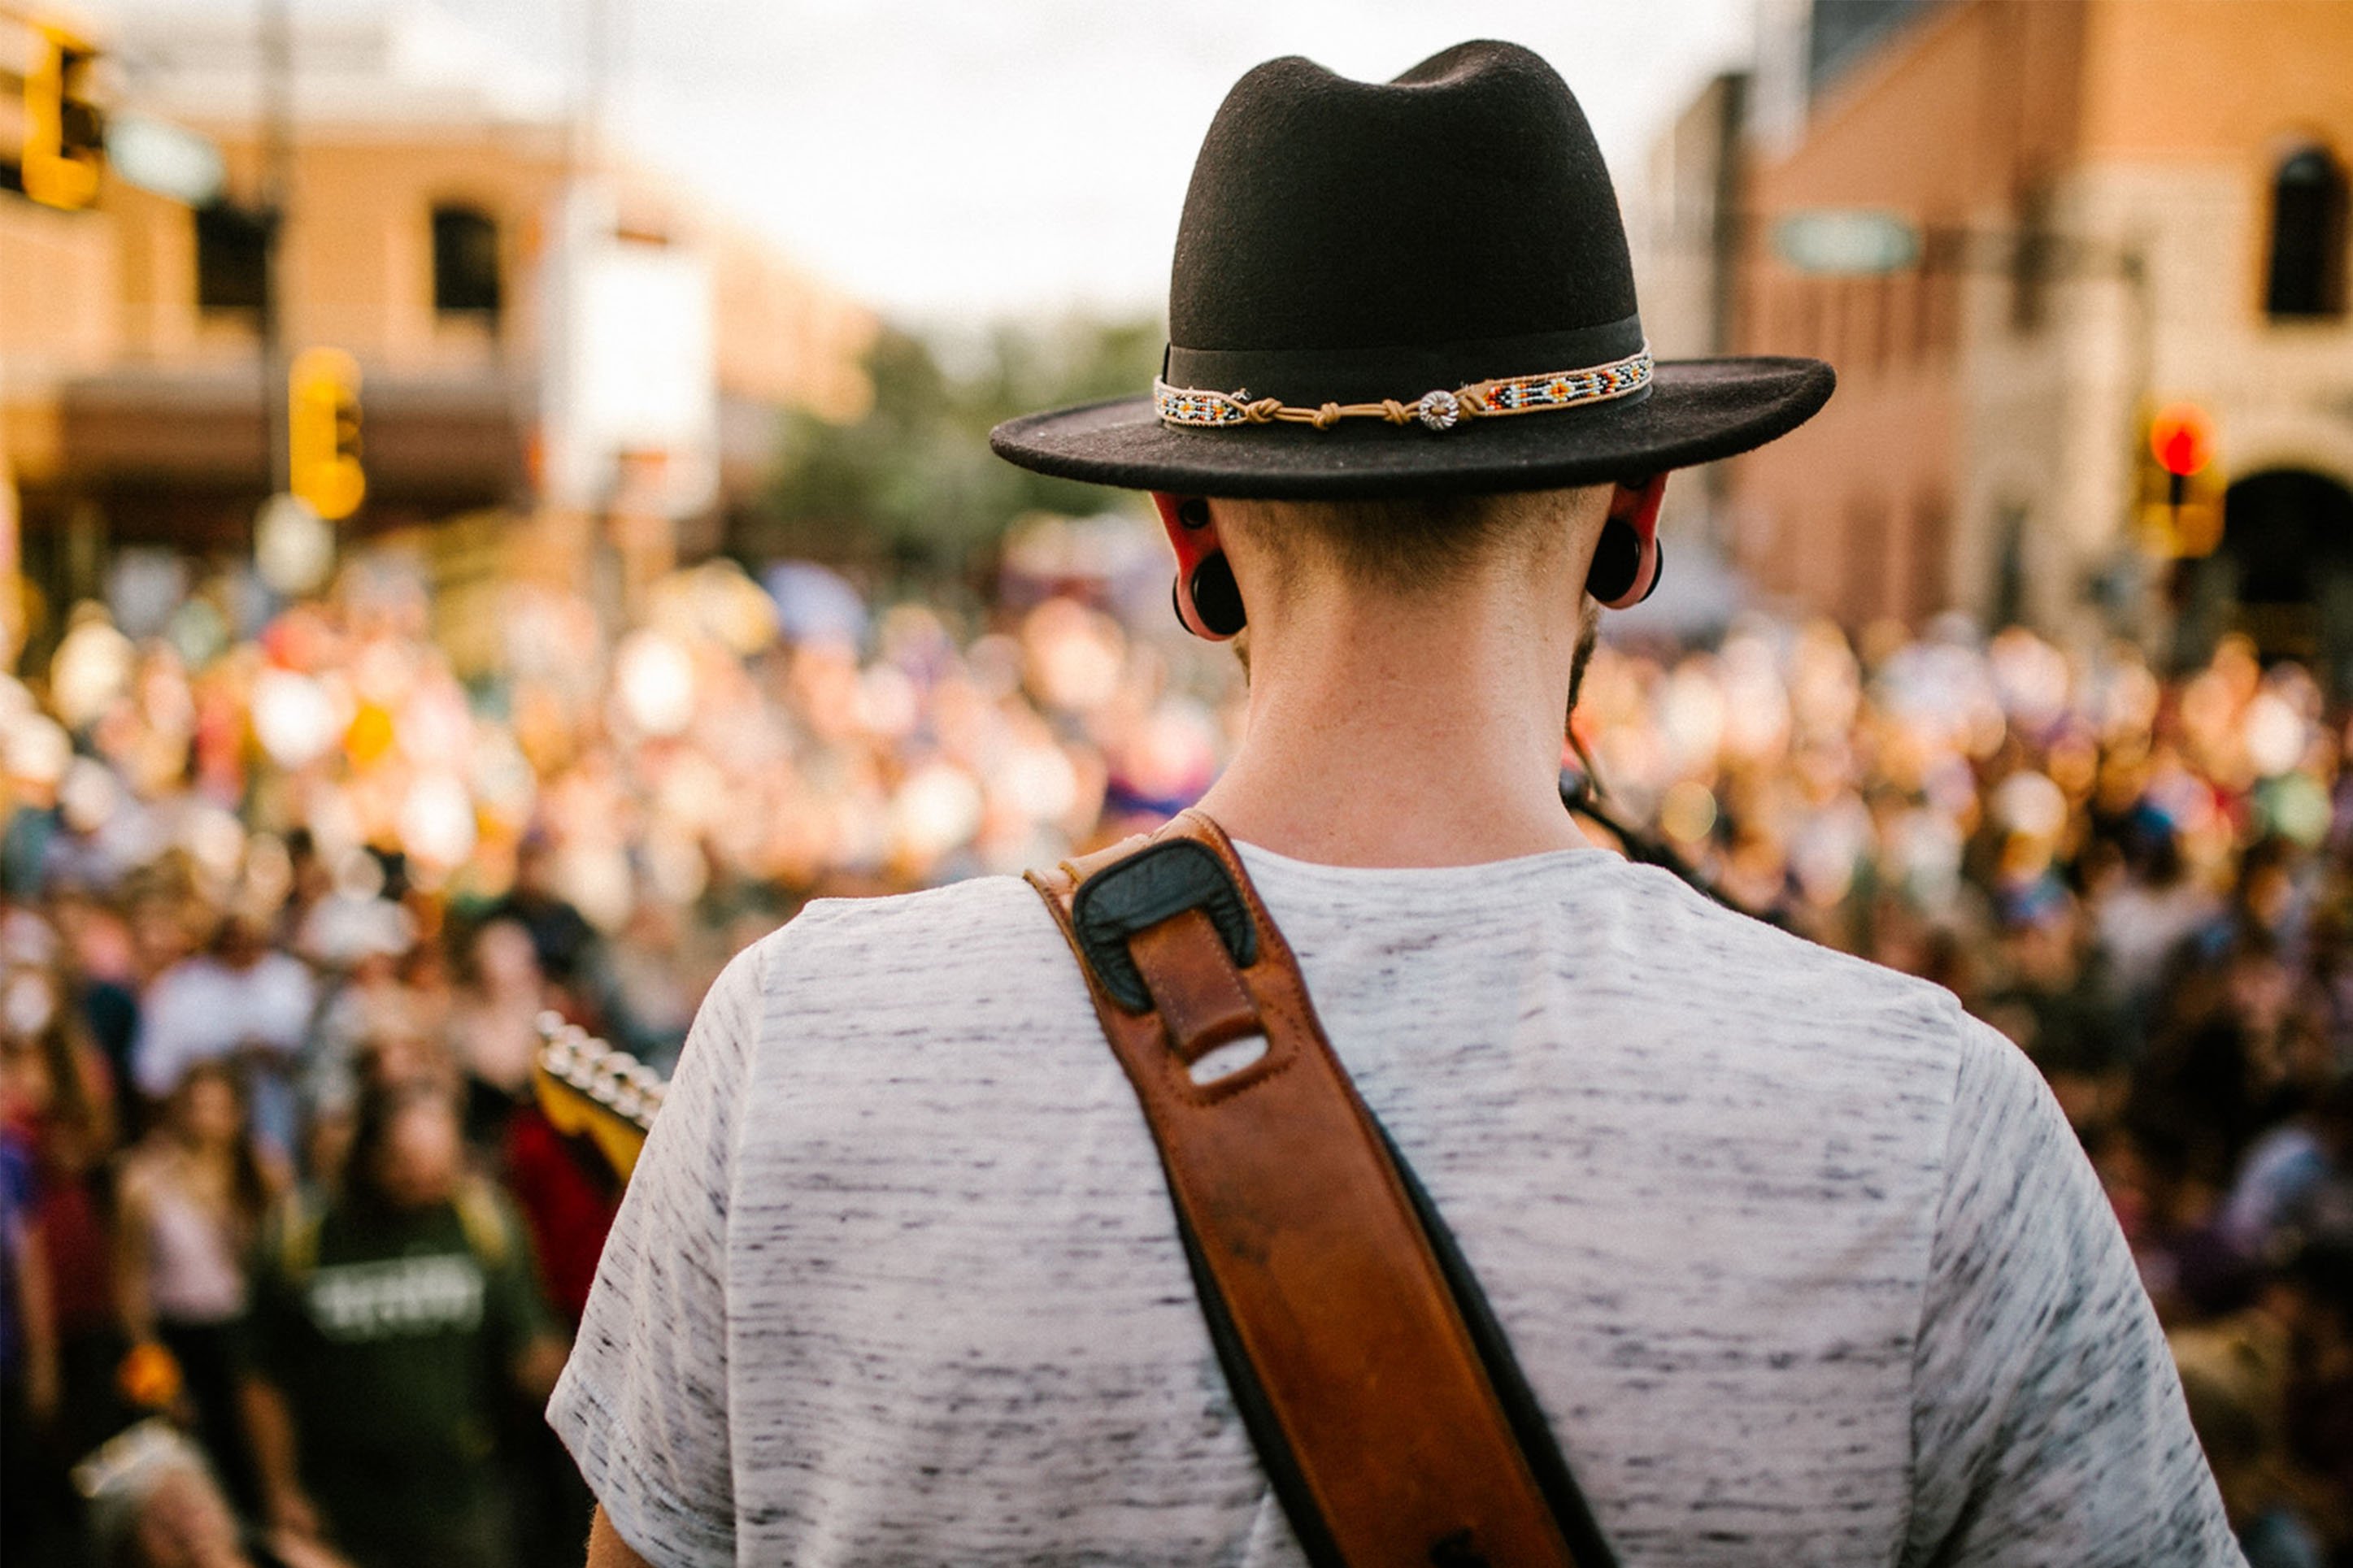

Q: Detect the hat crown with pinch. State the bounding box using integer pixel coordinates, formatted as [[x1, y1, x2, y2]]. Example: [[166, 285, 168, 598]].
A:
[[989, 40, 1829, 498], [1166, 41, 1644, 409]]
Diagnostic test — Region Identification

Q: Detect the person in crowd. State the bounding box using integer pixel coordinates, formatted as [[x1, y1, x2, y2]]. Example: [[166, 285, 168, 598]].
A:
[[41, 888, 146, 1134], [486, 838, 599, 994], [3, 948, 127, 1565], [115, 1060, 283, 1514], [2099, 823, 2222, 1049], [449, 918, 550, 1148], [2220, 1077, 2353, 1270], [2, 1091, 68, 1559], [238, 1075, 564, 1568], [2173, 1239, 2353, 1566], [450, 914, 622, 1324], [298, 914, 420, 1159], [132, 913, 315, 1160], [73, 1418, 356, 1568], [5, 962, 126, 1470]]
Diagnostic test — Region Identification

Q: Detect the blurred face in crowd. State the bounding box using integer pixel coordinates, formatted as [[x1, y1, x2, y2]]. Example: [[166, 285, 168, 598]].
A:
[[131, 900, 197, 978], [2003, 914, 2081, 992], [365, 1031, 455, 1092], [172, 1069, 244, 1150], [372, 1095, 463, 1212], [213, 914, 267, 970], [2241, 857, 2297, 934], [0, 1034, 48, 1121], [515, 838, 556, 898], [2225, 948, 2296, 1039], [472, 919, 541, 995]]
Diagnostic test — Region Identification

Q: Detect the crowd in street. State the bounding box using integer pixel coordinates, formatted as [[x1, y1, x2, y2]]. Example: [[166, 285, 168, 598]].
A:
[[1, 548, 2349, 1566], [1583, 613, 2353, 1565], [0, 541, 1232, 1567]]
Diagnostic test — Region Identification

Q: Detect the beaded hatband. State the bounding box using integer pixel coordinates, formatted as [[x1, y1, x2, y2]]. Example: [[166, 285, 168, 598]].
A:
[[1154, 345, 1652, 433]]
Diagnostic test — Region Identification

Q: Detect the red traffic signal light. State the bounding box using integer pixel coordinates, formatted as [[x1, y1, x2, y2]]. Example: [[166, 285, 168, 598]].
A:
[[2148, 403, 2215, 478]]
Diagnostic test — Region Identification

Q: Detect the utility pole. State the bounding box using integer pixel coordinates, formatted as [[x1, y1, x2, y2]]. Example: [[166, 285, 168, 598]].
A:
[[576, 0, 616, 178], [257, 0, 294, 510]]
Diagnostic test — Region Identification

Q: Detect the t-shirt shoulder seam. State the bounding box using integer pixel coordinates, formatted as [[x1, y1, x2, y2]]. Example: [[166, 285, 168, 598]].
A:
[[1623, 855, 1965, 1014], [790, 874, 1030, 924]]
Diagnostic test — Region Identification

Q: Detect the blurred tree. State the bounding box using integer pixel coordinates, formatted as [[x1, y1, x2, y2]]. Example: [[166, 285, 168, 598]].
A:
[[752, 317, 1161, 571]]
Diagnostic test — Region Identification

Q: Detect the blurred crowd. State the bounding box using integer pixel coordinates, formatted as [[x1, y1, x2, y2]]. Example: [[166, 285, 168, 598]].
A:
[[0, 536, 1230, 1568], [1581, 615, 2353, 1566], [0, 541, 2349, 1566]]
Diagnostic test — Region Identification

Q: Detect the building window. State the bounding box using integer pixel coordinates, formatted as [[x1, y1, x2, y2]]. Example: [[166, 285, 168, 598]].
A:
[[2265, 146, 2347, 319], [431, 205, 502, 317], [2010, 184, 2054, 335], [1910, 492, 1950, 623], [194, 202, 271, 313], [1991, 505, 2029, 630], [1842, 495, 1886, 626]]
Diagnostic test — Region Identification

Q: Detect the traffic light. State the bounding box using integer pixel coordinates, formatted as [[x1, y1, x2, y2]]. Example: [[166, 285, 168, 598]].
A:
[[288, 347, 366, 520], [2133, 401, 2223, 558], [11, 20, 104, 211]]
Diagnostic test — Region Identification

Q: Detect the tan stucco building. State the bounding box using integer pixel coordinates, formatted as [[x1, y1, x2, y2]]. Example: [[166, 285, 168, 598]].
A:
[[1714, 0, 2353, 675], [2, 6, 874, 632]]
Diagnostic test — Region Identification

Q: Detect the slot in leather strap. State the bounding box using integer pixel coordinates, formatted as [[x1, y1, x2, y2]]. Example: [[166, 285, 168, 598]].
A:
[[1027, 810, 1593, 1568]]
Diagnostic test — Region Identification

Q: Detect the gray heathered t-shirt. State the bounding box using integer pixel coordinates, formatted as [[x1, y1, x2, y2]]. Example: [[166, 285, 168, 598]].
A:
[[548, 842, 2242, 1567]]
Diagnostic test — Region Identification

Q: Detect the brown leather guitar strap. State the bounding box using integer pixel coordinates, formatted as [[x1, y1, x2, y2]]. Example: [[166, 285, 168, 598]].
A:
[[1026, 810, 1613, 1568]]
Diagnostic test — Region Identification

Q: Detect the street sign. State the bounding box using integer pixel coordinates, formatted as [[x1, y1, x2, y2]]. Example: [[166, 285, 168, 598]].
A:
[[539, 181, 719, 519], [1773, 209, 1921, 276]]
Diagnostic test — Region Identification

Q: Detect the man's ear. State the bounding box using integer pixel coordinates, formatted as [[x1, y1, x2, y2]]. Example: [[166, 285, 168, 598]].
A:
[[1153, 493, 1237, 641], [1585, 475, 1668, 610], [1152, 493, 1217, 562], [1609, 473, 1668, 544]]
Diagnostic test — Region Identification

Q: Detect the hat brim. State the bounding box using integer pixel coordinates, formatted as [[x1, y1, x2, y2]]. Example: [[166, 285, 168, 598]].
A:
[[990, 355, 1833, 499]]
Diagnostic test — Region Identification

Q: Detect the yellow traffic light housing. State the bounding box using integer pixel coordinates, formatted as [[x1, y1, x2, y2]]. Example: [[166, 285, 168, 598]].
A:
[[12, 19, 103, 211], [2133, 401, 2223, 558], [289, 346, 366, 520]]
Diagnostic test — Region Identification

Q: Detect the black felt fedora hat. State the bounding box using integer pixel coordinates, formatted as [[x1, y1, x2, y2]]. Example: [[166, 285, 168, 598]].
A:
[[991, 41, 1833, 499]]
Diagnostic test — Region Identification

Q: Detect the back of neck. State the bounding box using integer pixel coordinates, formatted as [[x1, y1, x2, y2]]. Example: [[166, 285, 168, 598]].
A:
[[1189, 589, 1590, 869]]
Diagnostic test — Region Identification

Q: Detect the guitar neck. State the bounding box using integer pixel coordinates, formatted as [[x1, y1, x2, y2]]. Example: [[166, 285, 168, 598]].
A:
[[533, 1014, 668, 1181]]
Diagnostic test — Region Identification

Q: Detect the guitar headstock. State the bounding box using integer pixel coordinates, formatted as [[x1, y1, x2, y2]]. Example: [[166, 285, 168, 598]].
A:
[[533, 1012, 668, 1179]]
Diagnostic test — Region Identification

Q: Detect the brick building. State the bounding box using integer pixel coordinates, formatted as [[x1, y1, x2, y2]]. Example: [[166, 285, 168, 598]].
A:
[[1681, 0, 2353, 675], [2, 5, 874, 637]]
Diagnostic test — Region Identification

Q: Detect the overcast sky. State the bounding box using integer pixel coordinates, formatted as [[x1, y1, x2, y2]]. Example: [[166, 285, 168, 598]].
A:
[[116, 0, 1763, 324]]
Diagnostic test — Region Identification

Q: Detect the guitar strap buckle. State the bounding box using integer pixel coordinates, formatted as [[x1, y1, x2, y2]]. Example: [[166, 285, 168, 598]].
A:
[[1069, 837, 1258, 1013]]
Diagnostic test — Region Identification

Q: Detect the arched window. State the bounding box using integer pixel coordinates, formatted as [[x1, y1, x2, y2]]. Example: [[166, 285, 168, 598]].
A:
[[431, 204, 502, 317], [2264, 145, 2347, 319]]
